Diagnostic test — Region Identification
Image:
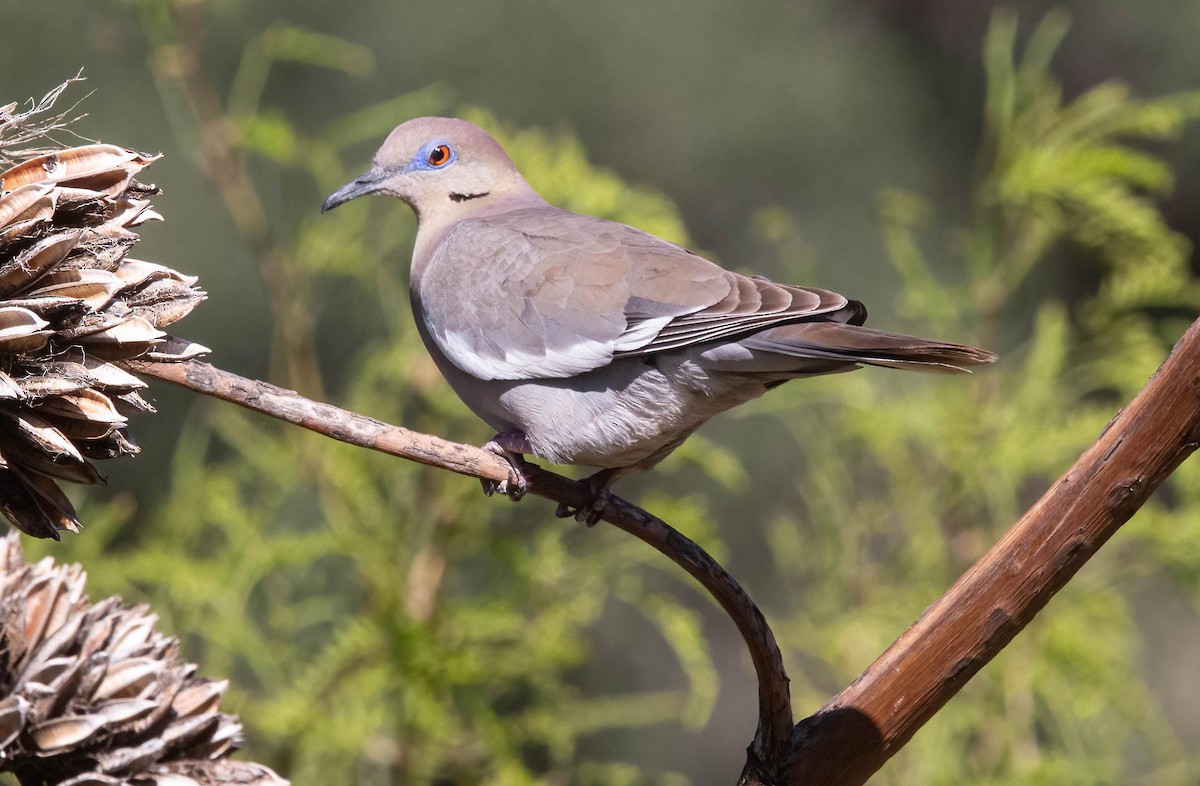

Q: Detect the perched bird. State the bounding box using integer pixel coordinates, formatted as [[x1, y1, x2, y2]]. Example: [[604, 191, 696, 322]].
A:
[[323, 118, 995, 523]]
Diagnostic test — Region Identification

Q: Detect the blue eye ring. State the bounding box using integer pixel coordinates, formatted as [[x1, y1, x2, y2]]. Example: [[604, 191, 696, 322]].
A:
[[408, 141, 457, 172]]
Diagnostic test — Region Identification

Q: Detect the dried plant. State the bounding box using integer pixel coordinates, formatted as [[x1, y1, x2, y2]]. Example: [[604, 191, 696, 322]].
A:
[[0, 82, 207, 539], [0, 532, 287, 785], [0, 75, 91, 167]]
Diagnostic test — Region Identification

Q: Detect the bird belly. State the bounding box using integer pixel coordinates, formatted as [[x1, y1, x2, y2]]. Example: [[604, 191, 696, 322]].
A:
[[412, 307, 769, 469], [494, 356, 767, 470]]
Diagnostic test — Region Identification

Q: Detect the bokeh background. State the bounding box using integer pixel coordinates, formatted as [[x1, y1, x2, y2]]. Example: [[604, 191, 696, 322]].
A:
[[5, 1, 1200, 783]]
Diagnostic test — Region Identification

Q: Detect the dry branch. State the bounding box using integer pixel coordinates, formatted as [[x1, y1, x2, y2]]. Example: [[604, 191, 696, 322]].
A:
[[126, 313, 1200, 785], [121, 358, 796, 769], [772, 314, 1200, 785]]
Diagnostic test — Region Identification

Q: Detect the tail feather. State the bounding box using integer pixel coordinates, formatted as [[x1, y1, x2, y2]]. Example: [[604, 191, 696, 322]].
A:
[[700, 322, 996, 376]]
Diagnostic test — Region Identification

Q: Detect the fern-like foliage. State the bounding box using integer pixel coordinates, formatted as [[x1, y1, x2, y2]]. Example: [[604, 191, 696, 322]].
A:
[[22, 7, 1200, 786], [748, 11, 1200, 785]]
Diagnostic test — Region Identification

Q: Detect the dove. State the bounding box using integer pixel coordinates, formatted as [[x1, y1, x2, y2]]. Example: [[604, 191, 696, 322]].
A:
[[322, 117, 995, 523]]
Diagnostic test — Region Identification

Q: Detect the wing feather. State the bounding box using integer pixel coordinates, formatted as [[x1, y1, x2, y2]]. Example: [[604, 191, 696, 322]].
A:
[[417, 206, 862, 380]]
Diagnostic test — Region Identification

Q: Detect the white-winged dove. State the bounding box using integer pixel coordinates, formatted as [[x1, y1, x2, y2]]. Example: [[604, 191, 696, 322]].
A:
[[323, 117, 995, 523]]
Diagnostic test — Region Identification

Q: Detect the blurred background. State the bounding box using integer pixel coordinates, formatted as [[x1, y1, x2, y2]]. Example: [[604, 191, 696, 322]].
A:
[[5, 0, 1200, 783]]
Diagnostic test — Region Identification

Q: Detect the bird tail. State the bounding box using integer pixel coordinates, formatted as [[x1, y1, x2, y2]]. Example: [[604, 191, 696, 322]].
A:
[[701, 322, 996, 376]]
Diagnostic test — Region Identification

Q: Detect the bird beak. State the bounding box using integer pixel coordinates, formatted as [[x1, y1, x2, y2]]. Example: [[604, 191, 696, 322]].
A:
[[321, 167, 389, 213]]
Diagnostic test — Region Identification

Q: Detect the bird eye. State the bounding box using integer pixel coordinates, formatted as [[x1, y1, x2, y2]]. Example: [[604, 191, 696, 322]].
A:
[[427, 144, 451, 167]]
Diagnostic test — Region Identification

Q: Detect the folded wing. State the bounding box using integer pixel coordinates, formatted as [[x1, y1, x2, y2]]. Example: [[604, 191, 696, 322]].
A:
[[419, 206, 989, 382]]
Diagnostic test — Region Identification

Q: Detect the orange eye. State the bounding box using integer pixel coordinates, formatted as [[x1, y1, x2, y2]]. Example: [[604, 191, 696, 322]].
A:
[[427, 144, 451, 166]]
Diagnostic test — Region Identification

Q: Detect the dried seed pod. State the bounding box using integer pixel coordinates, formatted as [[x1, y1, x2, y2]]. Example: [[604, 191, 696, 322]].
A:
[[0, 533, 288, 785], [0, 126, 208, 538]]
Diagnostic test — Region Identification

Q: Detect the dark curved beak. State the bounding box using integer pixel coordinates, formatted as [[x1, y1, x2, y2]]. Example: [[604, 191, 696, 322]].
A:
[[321, 167, 388, 213]]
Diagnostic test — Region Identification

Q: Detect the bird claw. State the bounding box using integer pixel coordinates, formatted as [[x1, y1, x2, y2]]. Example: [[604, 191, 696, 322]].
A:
[[554, 495, 607, 526], [481, 432, 532, 502], [555, 469, 617, 526], [481, 472, 527, 501]]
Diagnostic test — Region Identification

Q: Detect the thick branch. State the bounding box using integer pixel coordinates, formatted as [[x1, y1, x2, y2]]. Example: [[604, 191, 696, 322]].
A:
[[122, 358, 795, 767], [774, 316, 1200, 785], [130, 316, 1200, 786]]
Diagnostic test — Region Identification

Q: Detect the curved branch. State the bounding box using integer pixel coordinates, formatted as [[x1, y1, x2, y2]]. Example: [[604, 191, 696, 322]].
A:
[[773, 315, 1200, 785], [130, 316, 1200, 785], [121, 358, 795, 770]]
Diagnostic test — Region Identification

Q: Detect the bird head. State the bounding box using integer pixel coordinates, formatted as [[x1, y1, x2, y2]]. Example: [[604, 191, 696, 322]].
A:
[[321, 117, 533, 221]]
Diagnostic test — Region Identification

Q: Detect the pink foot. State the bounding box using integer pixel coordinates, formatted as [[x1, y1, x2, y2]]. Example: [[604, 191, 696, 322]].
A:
[[481, 431, 533, 501]]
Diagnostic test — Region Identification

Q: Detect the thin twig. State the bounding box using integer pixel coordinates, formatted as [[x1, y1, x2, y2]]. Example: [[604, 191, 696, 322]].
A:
[[130, 316, 1200, 784], [121, 358, 796, 769]]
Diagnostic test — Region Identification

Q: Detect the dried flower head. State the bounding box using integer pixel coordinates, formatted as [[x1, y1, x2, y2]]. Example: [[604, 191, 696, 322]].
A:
[[0, 85, 207, 539], [0, 532, 287, 785]]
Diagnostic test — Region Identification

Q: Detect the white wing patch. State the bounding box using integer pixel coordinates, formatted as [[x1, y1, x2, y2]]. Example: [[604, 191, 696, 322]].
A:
[[433, 315, 672, 381], [613, 315, 673, 352]]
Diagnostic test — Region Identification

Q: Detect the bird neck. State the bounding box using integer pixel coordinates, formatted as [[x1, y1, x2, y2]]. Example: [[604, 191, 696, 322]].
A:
[[411, 184, 547, 274]]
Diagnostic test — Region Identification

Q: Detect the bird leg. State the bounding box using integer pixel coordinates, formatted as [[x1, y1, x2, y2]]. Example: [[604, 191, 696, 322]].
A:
[[480, 431, 534, 501], [555, 468, 621, 526]]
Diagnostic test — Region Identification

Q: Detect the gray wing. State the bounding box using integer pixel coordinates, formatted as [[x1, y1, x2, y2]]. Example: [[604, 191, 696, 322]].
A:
[[418, 206, 860, 381]]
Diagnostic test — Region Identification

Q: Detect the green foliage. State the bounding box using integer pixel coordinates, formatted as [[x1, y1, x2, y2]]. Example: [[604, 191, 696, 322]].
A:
[[22, 6, 1200, 785], [746, 10, 1200, 784], [32, 15, 719, 782]]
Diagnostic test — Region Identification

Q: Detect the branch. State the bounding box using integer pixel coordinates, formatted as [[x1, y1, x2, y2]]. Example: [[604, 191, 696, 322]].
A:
[[774, 315, 1200, 785], [121, 358, 796, 769], [127, 315, 1200, 785]]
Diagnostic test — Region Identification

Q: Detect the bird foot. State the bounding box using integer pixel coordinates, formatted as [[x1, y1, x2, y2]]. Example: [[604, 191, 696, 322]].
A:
[[555, 469, 618, 526], [481, 431, 534, 501]]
